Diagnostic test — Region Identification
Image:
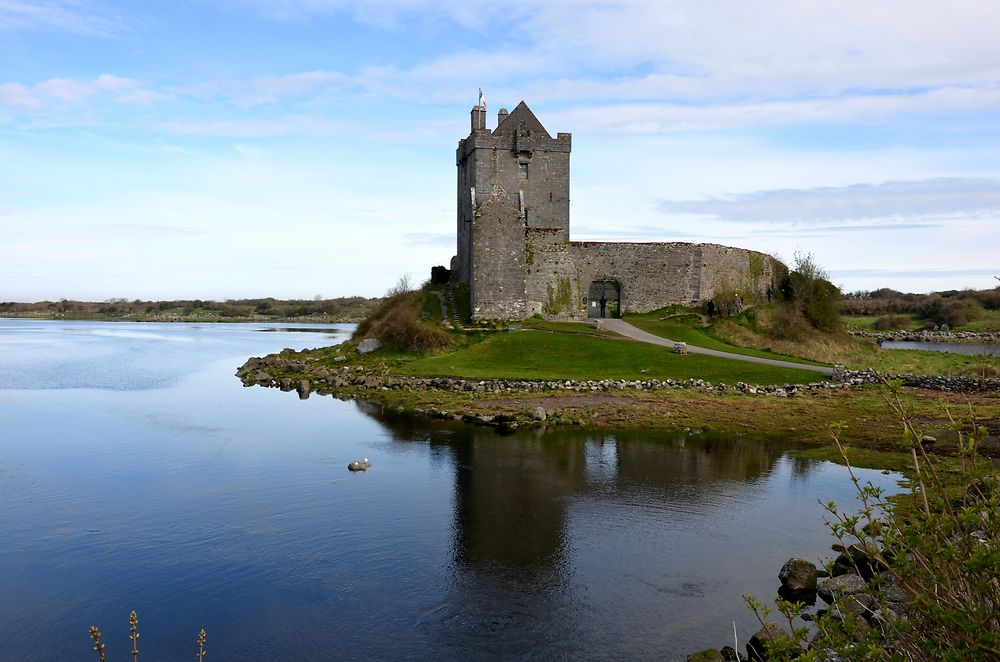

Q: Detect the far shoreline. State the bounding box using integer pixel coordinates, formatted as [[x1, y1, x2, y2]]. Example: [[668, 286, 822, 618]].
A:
[[0, 312, 364, 324]]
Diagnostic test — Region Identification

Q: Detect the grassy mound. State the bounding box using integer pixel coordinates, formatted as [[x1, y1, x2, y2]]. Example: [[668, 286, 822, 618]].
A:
[[352, 289, 454, 352], [397, 326, 823, 384]]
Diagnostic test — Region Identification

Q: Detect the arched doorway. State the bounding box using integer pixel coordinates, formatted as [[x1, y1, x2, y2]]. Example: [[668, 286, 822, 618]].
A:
[[587, 280, 620, 318]]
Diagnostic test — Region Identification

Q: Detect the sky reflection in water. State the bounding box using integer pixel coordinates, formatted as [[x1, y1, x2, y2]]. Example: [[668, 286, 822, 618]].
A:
[[0, 319, 900, 660]]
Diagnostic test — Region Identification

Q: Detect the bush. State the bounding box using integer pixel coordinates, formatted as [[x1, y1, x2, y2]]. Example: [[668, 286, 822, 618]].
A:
[[352, 291, 453, 352], [745, 382, 1000, 660], [768, 302, 811, 341], [872, 314, 910, 330], [769, 252, 842, 336], [801, 277, 841, 332], [430, 265, 451, 285], [840, 287, 998, 324]]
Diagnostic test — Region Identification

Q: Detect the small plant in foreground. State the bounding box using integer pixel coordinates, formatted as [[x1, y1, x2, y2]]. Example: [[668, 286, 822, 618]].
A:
[[129, 610, 139, 659], [744, 375, 999, 660], [89, 612, 206, 660]]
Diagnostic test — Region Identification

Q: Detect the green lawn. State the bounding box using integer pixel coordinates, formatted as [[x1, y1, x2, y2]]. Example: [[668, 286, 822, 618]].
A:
[[397, 328, 825, 384], [961, 309, 1000, 332], [624, 312, 828, 367], [840, 315, 921, 332]]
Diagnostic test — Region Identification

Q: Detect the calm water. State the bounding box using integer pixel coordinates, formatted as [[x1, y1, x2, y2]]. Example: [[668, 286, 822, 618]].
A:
[[881, 340, 1000, 356], [0, 319, 900, 660]]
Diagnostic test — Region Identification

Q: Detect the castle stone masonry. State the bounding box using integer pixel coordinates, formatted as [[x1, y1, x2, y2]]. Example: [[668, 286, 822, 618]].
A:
[[451, 102, 781, 321]]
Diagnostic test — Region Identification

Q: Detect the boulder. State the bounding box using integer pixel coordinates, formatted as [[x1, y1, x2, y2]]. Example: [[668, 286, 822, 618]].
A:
[[532, 406, 547, 421], [746, 623, 787, 661], [347, 459, 372, 472], [818, 573, 867, 604], [831, 543, 880, 579], [877, 571, 912, 605], [827, 591, 878, 621], [686, 649, 724, 662], [357, 338, 382, 354], [779, 557, 818, 591]]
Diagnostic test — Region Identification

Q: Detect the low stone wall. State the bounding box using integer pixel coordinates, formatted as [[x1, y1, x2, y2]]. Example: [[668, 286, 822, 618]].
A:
[[850, 330, 1000, 343], [840, 368, 1000, 392]]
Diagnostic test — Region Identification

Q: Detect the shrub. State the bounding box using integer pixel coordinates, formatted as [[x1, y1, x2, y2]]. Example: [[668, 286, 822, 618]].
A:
[[352, 290, 453, 352], [768, 302, 811, 341], [872, 314, 910, 330], [745, 381, 1000, 660], [768, 252, 842, 337], [970, 287, 1000, 310], [430, 265, 451, 285]]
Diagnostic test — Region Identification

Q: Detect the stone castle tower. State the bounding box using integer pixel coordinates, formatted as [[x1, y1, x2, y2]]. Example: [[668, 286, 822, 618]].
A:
[[453, 102, 571, 318], [451, 102, 781, 321]]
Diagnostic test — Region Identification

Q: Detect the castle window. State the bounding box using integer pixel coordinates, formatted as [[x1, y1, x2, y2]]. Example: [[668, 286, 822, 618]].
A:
[[519, 162, 528, 179]]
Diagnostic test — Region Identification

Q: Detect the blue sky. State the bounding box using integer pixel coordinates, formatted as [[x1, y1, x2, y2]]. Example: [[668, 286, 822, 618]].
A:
[[2, 0, 999, 300]]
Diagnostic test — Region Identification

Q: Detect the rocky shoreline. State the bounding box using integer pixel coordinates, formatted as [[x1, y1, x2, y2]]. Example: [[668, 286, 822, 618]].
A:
[[688, 543, 912, 661], [237, 353, 1000, 413]]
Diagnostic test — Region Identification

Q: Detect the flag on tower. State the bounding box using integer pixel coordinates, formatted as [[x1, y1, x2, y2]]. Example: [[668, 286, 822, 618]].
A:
[[479, 88, 487, 110]]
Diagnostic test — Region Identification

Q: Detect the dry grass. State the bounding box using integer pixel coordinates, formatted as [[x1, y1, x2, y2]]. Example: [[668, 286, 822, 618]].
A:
[[715, 307, 998, 375], [716, 307, 855, 364], [353, 290, 454, 353]]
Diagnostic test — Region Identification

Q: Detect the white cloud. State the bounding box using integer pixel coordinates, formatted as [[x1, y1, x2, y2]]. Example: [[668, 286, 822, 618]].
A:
[[156, 115, 348, 137], [233, 70, 343, 107], [3, 73, 144, 106], [0, 81, 37, 107], [544, 86, 1000, 134], [659, 178, 1000, 224], [0, 0, 120, 34]]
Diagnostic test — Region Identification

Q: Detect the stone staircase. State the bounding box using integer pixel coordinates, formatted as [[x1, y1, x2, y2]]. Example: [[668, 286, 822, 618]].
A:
[[436, 289, 463, 329]]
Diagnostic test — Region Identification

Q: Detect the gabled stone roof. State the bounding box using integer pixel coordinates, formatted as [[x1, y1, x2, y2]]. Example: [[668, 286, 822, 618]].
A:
[[493, 101, 552, 139]]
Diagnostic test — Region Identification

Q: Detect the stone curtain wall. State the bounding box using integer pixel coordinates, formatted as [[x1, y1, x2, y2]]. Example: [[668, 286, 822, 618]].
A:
[[524, 238, 705, 316], [569, 242, 704, 314], [524, 228, 577, 317], [518, 235, 782, 319], [698, 244, 781, 303]]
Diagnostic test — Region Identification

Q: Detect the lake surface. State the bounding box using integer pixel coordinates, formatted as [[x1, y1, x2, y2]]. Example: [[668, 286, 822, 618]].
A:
[[881, 340, 1000, 356], [0, 318, 900, 660]]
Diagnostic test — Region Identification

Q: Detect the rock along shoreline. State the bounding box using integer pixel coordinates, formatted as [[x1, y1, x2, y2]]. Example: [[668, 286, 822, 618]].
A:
[[238, 352, 1000, 405]]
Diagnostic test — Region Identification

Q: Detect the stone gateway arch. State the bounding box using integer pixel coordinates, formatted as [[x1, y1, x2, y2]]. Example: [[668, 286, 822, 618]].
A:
[[451, 102, 781, 321]]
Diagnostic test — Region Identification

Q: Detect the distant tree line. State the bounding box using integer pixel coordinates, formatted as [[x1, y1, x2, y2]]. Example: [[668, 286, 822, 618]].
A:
[[0, 297, 381, 322], [839, 287, 1000, 328]]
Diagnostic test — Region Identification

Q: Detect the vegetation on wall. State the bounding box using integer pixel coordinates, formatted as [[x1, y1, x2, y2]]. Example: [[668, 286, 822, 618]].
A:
[[745, 252, 767, 295], [544, 277, 574, 315]]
